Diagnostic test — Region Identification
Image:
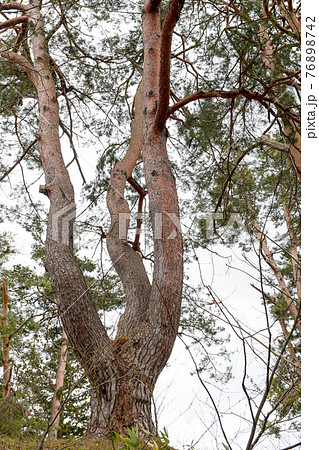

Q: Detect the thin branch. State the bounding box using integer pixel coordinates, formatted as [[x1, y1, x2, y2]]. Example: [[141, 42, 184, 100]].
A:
[[245, 302, 301, 449], [12, 21, 28, 52], [278, 0, 301, 38], [37, 371, 88, 450], [37, 287, 57, 305], [250, 284, 301, 371], [204, 282, 300, 374], [172, 54, 200, 91], [9, 313, 44, 339], [261, 72, 301, 98], [168, 88, 299, 124], [46, 11, 65, 42], [59, 120, 86, 184], [280, 443, 301, 450], [178, 333, 233, 450], [214, 142, 259, 214], [0, 139, 37, 182]]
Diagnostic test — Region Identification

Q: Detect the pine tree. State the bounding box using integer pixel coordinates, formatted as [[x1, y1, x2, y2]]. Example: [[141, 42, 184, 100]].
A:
[[0, 0, 301, 444]]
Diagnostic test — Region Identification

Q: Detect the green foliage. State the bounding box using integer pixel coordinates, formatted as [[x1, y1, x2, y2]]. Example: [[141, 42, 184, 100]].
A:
[[0, 396, 26, 438], [0, 232, 14, 265], [0, 61, 35, 116], [115, 426, 172, 450]]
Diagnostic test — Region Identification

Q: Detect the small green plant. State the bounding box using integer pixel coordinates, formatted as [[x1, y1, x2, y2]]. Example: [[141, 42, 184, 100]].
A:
[[115, 426, 171, 449], [147, 428, 170, 449], [115, 425, 141, 449]]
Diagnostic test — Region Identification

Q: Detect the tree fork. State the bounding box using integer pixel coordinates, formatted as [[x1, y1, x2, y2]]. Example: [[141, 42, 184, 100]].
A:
[[1, 0, 184, 438]]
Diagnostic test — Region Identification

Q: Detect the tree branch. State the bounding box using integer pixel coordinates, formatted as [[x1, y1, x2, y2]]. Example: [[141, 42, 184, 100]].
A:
[[0, 15, 28, 29], [259, 135, 290, 152], [0, 3, 30, 12], [127, 177, 147, 252], [106, 80, 152, 338], [46, 10, 65, 42], [8, 313, 42, 339], [278, 0, 300, 38], [155, 0, 185, 131], [249, 214, 301, 334], [250, 283, 301, 371], [258, 4, 301, 177], [59, 119, 86, 185], [245, 302, 301, 449], [214, 142, 259, 214], [0, 139, 37, 182], [0, 41, 35, 83], [283, 202, 301, 302], [168, 88, 299, 123]]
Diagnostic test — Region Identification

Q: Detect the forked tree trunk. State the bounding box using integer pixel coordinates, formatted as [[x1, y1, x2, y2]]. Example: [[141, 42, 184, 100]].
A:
[[0, 0, 184, 437], [87, 1, 184, 435]]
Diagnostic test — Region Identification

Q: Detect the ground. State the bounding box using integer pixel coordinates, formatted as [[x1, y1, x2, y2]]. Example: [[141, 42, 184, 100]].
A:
[[0, 437, 117, 450]]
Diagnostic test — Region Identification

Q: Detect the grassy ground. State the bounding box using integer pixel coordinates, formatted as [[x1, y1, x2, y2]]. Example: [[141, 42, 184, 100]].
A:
[[0, 436, 118, 450]]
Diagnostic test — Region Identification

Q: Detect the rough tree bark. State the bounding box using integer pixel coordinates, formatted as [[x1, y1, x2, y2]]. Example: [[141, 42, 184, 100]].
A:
[[0, 0, 184, 437]]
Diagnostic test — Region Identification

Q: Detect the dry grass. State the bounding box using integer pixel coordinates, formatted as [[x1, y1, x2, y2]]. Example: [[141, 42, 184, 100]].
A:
[[0, 436, 118, 450]]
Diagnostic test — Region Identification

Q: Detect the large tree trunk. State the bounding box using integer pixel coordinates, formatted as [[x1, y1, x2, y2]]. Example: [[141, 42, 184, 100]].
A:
[[0, 0, 184, 437], [86, 342, 157, 436]]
